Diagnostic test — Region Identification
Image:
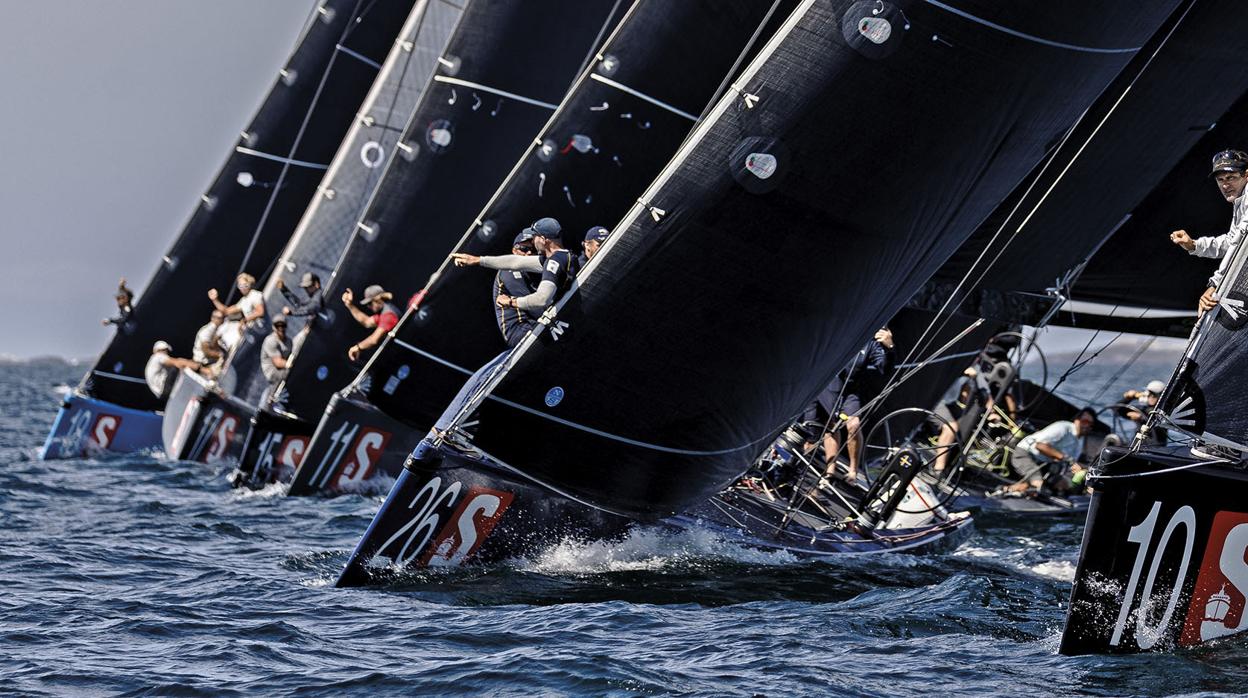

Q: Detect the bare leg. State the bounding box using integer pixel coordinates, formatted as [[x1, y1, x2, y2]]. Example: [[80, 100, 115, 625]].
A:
[[933, 422, 956, 472], [822, 433, 839, 476], [845, 416, 861, 480]]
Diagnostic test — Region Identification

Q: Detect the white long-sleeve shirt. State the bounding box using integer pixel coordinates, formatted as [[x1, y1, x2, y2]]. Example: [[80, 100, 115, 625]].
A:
[[1189, 192, 1248, 288]]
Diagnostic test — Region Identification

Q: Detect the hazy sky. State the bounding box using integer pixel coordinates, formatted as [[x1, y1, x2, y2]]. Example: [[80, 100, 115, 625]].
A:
[[0, 0, 313, 359]]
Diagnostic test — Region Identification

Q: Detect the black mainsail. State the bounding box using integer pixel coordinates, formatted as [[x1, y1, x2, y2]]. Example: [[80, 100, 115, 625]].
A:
[[338, 0, 1181, 582], [287, 0, 795, 494]]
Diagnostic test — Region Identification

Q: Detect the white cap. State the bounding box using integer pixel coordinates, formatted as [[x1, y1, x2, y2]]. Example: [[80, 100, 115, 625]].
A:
[[1146, 380, 1166, 395], [152, 340, 172, 353]]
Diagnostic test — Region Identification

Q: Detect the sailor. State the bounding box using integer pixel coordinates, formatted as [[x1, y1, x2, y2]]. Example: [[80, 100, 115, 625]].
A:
[[260, 316, 292, 405], [931, 347, 1018, 473], [192, 310, 227, 373], [102, 277, 134, 327], [1007, 407, 1095, 494], [1118, 380, 1167, 445], [576, 225, 610, 272], [810, 327, 895, 483], [1169, 149, 1248, 313], [342, 284, 400, 361], [278, 272, 324, 320], [144, 340, 199, 399], [450, 217, 573, 316], [490, 232, 540, 347], [209, 273, 266, 349]]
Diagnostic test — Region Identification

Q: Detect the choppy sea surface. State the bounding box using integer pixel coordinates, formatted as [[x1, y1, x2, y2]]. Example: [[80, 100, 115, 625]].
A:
[[5, 356, 1246, 697]]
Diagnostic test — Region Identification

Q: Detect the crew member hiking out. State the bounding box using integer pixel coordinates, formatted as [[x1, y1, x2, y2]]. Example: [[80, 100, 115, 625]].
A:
[[575, 225, 610, 273], [451, 217, 574, 318], [144, 340, 199, 400], [103, 278, 134, 327], [192, 309, 227, 375], [278, 272, 324, 320], [342, 284, 399, 361], [1170, 149, 1248, 313], [260, 316, 292, 406], [208, 273, 265, 350], [487, 232, 539, 347]]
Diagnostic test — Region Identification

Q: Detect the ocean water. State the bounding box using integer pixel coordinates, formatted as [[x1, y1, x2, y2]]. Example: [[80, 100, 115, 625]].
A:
[[5, 356, 1246, 697]]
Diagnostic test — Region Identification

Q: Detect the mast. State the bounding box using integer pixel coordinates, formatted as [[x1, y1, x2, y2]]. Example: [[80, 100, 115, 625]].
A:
[[81, 0, 416, 413], [352, 0, 796, 435], [435, 0, 1182, 519], [211, 0, 464, 408], [267, 0, 629, 420]]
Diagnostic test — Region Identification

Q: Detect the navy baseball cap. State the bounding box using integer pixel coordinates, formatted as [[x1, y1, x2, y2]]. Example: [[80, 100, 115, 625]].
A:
[[513, 230, 535, 247], [523, 217, 562, 239], [583, 225, 609, 244], [1210, 149, 1248, 177]]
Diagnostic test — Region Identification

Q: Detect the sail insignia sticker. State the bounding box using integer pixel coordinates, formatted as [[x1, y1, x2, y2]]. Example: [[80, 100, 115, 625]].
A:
[[426, 120, 454, 154], [858, 17, 891, 44], [397, 365, 410, 380], [113, 362, 123, 373], [360, 141, 384, 169], [317, 366, 329, 381], [745, 153, 778, 180], [544, 387, 564, 407]]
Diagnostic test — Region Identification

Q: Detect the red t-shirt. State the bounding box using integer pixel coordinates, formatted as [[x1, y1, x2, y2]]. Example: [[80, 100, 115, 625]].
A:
[[371, 306, 399, 332]]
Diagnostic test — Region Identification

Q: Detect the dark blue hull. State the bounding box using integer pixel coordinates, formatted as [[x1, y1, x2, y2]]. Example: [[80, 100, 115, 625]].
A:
[[41, 391, 163, 459]]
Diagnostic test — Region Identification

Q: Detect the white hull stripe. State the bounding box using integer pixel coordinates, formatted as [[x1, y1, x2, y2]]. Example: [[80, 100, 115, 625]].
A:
[[234, 146, 330, 170], [925, 1, 1141, 54], [588, 74, 698, 122], [433, 76, 558, 110]]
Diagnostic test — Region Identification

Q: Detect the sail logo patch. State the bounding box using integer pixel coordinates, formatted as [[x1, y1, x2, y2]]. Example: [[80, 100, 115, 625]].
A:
[[426, 119, 454, 153], [745, 153, 777, 180], [1181, 510, 1248, 646], [88, 413, 122, 451], [857, 17, 892, 44], [421, 487, 514, 567], [544, 387, 564, 407]]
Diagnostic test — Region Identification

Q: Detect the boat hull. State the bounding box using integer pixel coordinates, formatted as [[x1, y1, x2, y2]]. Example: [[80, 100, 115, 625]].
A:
[[41, 391, 163, 459], [337, 442, 634, 586], [1061, 447, 1248, 654], [286, 391, 416, 496], [161, 370, 252, 464]]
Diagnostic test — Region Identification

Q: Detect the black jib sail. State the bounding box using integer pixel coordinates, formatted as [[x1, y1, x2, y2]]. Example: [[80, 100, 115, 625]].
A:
[[288, 0, 796, 495], [269, 0, 627, 423], [409, 0, 1181, 520], [213, 0, 464, 412], [912, 0, 1248, 340], [80, 0, 414, 415]]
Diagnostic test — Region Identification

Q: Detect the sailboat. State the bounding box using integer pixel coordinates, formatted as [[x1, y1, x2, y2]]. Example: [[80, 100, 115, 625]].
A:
[[161, 0, 464, 467], [893, 0, 1248, 516], [287, 0, 796, 497], [336, 0, 1180, 584], [1058, 131, 1248, 654], [161, 0, 628, 475], [42, 0, 418, 459]]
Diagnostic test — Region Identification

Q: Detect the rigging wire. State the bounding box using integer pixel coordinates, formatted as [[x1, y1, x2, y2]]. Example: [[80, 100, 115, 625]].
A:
[[227, 0, 370, 304]]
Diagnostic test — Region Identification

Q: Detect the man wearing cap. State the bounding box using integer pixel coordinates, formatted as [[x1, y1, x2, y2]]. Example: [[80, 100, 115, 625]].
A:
[[342, 284, 400, 361], [450, 217, 573, 317], [144, 341, 199, 399], [576, 225, 609, 273], [1118, 380, 1168, 445], [260, 316, 292, 390], [1170, 149, 1248, 312], [277, 272, 324, 320], [487, 232, 540, 347]]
